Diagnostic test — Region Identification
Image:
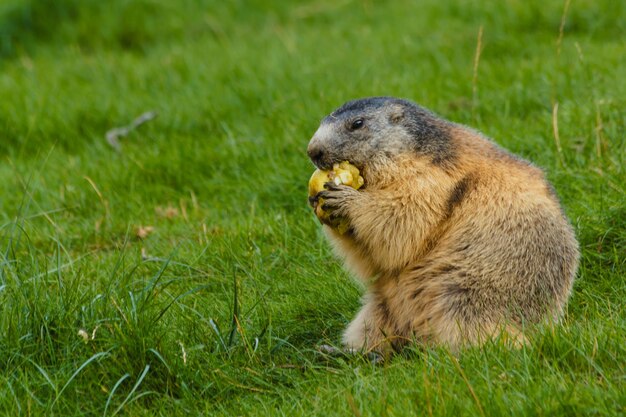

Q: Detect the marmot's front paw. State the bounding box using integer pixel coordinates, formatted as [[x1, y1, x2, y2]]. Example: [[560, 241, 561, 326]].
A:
[[317, 182, 359, 218], [308, 161, 364, 234]]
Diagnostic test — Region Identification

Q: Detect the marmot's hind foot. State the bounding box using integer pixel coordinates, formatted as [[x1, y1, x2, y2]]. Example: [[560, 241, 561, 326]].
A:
[[317, 344, 384, 364]]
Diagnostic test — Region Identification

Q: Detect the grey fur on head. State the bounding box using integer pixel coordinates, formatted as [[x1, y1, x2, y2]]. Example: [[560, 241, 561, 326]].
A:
[[307, 97, 453, 170]]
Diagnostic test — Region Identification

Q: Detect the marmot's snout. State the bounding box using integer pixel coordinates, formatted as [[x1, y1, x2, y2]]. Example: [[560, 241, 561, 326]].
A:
[[307, 144, 325, 169], [307, 123, 335, 169]]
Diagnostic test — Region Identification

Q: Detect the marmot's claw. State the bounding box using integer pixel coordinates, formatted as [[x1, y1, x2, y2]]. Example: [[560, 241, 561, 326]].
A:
[[323, 181, 345, 191], [317, 344, 384, 364], [316, 191, 337, 208], [317, 344, 342, 355], [319, 183, 357, 199], [320, 186, 357, 218], [317, 186, 355, 213]]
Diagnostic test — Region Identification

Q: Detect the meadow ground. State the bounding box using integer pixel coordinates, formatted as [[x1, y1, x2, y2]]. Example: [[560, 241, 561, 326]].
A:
[[0, 0, 624, 416]]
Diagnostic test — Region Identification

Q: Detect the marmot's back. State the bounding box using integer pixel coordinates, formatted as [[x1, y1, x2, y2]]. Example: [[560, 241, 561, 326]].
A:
[[431, 131, 578, 325]]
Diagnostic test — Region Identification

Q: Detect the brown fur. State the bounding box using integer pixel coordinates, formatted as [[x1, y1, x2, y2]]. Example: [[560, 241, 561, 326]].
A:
[[308, 99, 579, 354]]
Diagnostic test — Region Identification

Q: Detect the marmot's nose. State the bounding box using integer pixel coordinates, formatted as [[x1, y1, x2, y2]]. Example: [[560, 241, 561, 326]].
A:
[[307, 145, 325, 167]]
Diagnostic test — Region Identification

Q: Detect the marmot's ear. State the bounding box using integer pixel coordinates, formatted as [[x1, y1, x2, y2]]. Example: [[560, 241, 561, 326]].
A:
[[389, 105, 405, 124]]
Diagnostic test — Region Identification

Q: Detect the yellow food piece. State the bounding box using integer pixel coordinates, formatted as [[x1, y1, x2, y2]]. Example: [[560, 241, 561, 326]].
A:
[[308, 161, 364, 234], [308, 161, 364, 196]]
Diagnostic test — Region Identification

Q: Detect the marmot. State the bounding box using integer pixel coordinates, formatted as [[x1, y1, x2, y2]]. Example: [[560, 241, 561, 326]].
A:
[[307, 97, 579, 353]]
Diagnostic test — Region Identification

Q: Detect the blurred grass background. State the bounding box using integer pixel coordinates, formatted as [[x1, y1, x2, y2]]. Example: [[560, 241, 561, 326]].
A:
[[0, 0, 624, 416]]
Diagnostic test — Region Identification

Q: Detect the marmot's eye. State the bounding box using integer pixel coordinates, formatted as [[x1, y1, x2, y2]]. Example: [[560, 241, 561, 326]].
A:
[[350, 118, 365, 130]]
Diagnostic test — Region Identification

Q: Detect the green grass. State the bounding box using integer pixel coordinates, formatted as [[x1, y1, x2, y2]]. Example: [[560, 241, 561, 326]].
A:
[[1, 0, 624, 415]]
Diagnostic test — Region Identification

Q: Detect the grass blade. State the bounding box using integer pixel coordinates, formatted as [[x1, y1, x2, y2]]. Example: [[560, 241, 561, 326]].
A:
[[52, 351, 110, 407], [112, 365, 150, 417], [103, 373, 130, 417]]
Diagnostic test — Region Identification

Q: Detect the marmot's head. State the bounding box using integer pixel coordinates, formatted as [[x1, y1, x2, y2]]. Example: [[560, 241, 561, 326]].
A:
[[307, 97, 453, 170]]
